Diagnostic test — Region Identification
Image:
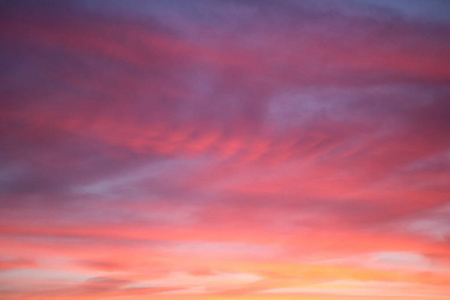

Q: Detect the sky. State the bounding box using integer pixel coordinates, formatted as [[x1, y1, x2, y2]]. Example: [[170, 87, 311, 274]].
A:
[[0, 0, 449, 299]]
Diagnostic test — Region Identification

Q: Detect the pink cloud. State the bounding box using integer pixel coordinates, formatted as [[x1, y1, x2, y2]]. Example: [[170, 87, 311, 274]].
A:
[[1, 0, 449, 299]]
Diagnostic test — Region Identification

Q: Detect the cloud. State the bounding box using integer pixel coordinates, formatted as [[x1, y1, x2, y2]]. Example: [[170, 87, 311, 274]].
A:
[[0, 257, 36, 271], [1, 0, 449, 299]]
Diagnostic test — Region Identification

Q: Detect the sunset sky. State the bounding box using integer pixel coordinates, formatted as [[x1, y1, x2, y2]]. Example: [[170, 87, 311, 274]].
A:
[[1, 0, 450, 299]]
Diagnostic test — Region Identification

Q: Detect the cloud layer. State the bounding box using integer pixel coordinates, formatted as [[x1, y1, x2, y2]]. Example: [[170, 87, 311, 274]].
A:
[[1, 0, 449, 299]]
